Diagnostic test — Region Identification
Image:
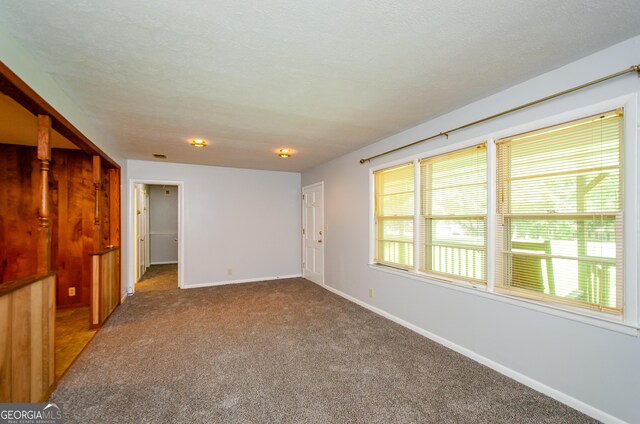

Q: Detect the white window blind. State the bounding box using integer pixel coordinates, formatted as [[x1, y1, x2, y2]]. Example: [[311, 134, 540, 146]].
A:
[[374, 162, 415, 268], [420, 144, 487, 282], [496, 110, 623, 314]]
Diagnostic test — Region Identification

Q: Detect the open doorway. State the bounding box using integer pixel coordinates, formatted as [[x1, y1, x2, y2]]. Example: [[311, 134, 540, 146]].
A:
[[1, 90, 121, 386], [129, 180, 184, 294]]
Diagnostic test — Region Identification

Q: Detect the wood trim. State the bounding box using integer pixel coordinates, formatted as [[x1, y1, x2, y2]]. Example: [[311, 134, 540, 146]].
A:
[[109, 169, 122, 304], [93, 156, 101, 233], [0, 60, 119, 169], [89, 246, 120, 256], [37, 115, 52, 161], [0, 272, 56, 298], [90, 255, 100, 328]]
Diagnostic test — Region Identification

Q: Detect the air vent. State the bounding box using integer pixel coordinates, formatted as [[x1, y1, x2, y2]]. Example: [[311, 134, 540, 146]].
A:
[[153, 153, 167, 159]]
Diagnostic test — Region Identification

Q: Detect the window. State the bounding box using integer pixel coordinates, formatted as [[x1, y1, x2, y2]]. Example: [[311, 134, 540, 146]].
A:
[[371, 108, 629, 319], [374, 162, 414, 268], [420, 145, 487, 282], [496, 110, 623, 314]]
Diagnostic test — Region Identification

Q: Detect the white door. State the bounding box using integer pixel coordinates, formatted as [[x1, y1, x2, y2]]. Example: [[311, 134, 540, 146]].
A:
[[135, 184, 148, 281], [143, 188, 150, 270], [133, 185, 140, 281], [303, 183, 324, 285]]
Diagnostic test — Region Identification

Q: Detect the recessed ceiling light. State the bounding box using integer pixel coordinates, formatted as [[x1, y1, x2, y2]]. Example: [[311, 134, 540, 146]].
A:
[[278, 148, 292, 158], [153, 153, 167, 159], [191, 139, 207, 147]]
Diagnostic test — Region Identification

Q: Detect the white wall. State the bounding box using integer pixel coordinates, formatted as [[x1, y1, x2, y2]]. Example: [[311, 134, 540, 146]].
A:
[[302, 36, 640, 423], [128, 160, 301, 288], [149, 185, 178, 264]]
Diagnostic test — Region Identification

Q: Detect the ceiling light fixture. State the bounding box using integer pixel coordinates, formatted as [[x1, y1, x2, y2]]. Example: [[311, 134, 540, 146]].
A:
[[279, 148, 291, 158], [191, 139, 207, 147]]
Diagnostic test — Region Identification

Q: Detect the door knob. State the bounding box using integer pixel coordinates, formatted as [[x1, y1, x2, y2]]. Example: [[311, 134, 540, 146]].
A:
[[318, 240, 323, 243]]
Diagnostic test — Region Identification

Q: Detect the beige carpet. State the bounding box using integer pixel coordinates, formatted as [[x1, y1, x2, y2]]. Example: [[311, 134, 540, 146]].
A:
[[50, 265, 595, 423]]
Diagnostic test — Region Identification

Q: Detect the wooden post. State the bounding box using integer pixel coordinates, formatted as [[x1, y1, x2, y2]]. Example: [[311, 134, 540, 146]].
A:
[[92, 155, 101, 251], [109, 168, 121, 305], [109, 168, 120, 247], [36, 115, 51, 274]]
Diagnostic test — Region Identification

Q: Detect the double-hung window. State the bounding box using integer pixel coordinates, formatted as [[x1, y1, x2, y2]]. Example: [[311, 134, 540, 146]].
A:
[[372, 107, 628, 319], [496, 110, 623, 314], [420, 145, 487, 283], [374, 162, 415, 268]]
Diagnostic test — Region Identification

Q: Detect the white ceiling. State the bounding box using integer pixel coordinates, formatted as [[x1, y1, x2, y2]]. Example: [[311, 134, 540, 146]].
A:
[[0, 1, 639, 172]]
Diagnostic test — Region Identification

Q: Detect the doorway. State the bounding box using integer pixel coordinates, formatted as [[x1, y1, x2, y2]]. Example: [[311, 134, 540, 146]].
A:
[[302, 182, 324, 285], [129, 180, 184, 293]]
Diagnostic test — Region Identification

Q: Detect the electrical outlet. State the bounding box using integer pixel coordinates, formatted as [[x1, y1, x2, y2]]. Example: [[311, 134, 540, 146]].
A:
[[227, 268, 233, 276], [69, 287, 76, 296], [369, 288, 374, 299]]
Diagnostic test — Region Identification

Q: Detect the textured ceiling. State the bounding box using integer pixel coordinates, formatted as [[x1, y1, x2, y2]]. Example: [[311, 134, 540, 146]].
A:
[[0, 1, 639, 171]]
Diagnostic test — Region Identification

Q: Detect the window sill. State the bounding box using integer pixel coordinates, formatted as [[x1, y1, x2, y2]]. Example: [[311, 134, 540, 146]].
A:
[[369, 263, 639, 337]]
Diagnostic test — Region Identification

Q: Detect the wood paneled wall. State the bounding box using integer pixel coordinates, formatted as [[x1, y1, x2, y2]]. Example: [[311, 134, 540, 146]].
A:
[[0, 145, 112, 308], [49, 149, 96, 308], [90, 247, 120, 328], [0, 273, 56, 402], [0, 145, 39, 283]]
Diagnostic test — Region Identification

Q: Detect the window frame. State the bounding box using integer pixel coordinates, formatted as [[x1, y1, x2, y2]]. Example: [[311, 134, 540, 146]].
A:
[[495, 110, 624, 314], [419, 144, 488, 284], [373, 162, 416, 269], [368, 94, 639, 334]]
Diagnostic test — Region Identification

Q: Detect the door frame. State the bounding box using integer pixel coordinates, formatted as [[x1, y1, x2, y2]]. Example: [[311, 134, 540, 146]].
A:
[[302, 181, 325, 286], [127, 179, 185, 293]]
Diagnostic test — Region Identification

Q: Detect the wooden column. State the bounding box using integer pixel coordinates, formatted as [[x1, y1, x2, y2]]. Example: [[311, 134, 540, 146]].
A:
[[108, 168, 121, 305], [36, 115, 51, 274], [109, 168, 120, 247], [92, 155, 102, 251]]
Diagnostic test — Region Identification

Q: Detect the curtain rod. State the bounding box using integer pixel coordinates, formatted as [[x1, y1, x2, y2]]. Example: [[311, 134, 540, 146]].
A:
[[359, 64, 640, 164]]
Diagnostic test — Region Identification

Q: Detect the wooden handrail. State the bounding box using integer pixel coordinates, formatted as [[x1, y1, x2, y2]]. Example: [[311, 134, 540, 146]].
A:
[[0, 271, 55, 297]]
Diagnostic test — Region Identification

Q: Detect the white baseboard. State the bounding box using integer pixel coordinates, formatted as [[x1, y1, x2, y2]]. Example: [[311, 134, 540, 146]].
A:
[[183, 274, 302, 289], [150, 261, 178, 265], [320, 283, 626, 424]]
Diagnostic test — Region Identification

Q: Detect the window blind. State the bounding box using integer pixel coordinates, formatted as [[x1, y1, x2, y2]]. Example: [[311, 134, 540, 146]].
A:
[[496, 110, 623, 314], [420, 144, 487, 282], [374, 162, 415, 268]]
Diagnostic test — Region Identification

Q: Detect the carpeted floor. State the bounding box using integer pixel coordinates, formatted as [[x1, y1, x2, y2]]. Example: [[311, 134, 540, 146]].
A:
[[50, 264, 596, 423]]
